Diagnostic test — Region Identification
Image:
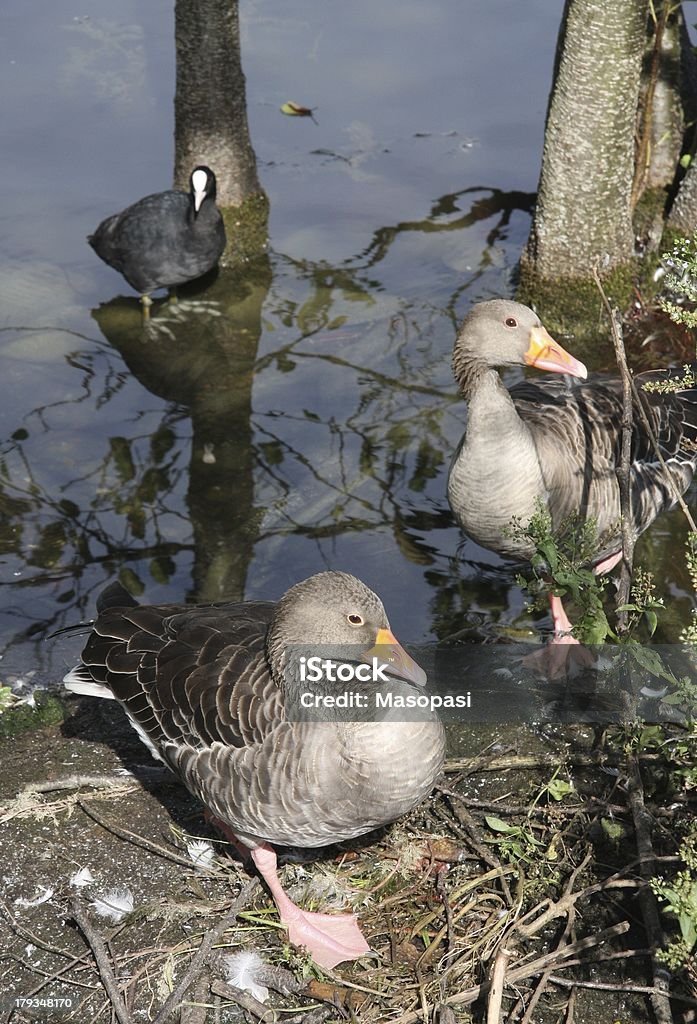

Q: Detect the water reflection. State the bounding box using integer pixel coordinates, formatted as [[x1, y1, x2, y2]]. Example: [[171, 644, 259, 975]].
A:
[[0, 184, 544, 684], [92, 259, 272, 603]]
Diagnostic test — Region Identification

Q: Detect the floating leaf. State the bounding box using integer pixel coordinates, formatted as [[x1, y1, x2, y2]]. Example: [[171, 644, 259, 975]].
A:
[[680, 153, 692, 169], [280, 101, 318, 123]]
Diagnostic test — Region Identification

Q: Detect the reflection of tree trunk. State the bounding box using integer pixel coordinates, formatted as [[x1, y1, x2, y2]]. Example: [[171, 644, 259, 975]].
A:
[[91, 257, 272, 603], [174, 0, 268, 264], [522, 0, 648, 279]]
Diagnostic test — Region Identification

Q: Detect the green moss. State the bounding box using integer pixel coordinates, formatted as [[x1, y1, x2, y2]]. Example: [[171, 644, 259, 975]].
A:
[[517, 261, 638, 343], [0, 691, 66, 739], [632, 186, 669, 242], [220, 191, 270, 269]]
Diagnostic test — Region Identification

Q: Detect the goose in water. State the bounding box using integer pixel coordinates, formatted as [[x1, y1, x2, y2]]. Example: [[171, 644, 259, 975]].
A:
[[64, 572, 445, 969], [88, 166, 226, 318], [447, 299, 697, 642]]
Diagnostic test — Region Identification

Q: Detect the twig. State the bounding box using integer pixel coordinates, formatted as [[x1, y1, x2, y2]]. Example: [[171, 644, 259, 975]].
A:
[[443, 751, 663, 773], [392, 921, 632, 1024], [77, 800, 201, 869], [18, 774, 154, 795], [150, 878, 258, 1024], [179, 970, 210, 1024], [210, 979, 276, 1021], [518, 868, 578, 1024], [548, 975, 697, 1007], [627, 757, 674, 1024], [486, 943, 511, 1024], [438, 787, 512, 904], [592, 268, 635, 627], [69, 898, 134, 1024], [0, 900, 88, 962]]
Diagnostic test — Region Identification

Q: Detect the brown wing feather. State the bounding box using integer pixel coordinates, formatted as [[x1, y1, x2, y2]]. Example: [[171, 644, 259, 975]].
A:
[[512, 368, 697, 556], [81, 599, 281, 758]]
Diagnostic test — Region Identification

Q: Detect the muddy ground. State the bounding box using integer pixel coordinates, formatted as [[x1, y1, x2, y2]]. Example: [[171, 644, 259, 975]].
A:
[[0, 697, 660, 1022]]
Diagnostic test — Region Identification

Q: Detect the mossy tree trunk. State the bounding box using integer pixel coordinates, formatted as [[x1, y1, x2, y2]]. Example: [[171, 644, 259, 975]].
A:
[[522, 0, 648, 280], [174, 0, 268, 264], [519, 0, 697, 335]]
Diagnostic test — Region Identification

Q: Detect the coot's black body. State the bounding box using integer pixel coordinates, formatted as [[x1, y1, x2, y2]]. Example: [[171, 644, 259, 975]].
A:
[[88, 166, 226, 300]]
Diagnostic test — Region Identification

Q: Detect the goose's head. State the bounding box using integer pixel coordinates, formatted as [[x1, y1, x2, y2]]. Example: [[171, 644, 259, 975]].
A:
[[452, 299, 587, 389], [267, 571, 426, 694]]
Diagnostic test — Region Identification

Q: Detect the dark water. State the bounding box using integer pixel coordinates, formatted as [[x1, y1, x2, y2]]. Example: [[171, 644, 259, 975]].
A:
[[1, 0, 693, 691]]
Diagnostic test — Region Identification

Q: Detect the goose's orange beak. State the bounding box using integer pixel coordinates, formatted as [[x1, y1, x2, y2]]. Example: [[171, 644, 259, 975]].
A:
[[524, 325, 587, 379], [360, 627, 427, 687]]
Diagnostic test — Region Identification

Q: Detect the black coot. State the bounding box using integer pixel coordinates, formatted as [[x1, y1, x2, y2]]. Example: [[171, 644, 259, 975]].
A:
[[88, 166, 226, 316]]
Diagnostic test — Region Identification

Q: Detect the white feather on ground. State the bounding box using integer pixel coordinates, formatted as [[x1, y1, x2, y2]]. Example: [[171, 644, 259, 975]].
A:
[[224, 950, 270, 1003], [90, 886, 134, 923]]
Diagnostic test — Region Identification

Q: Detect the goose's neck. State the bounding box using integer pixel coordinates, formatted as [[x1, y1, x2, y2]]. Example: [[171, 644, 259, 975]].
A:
[[454, 357, 521, 433]]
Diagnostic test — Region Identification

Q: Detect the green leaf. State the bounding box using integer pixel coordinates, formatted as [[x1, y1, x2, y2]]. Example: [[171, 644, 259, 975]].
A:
[[485, 815, 515, 834], [546, 778, 575, 801]]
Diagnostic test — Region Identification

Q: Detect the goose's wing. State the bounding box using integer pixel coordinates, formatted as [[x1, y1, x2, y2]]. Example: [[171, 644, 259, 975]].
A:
[[78, 585, 282, 759], [511, 377, 624, 539], [629, 366, 697, 531], [512, 368, 697, 550]]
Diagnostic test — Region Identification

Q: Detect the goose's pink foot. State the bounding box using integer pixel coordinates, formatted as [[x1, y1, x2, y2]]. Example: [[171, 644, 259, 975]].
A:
[[205, 817, 370, 968], [251, 844, 370, 969], [523, 594, 595, 679], [549, 593, 576, 642]]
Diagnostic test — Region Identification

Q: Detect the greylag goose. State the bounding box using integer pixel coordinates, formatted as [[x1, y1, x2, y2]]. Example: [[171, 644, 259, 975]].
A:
[[448, 299, 697, 641], [88, 166, 225, 317], [63, 571, 445, 969]]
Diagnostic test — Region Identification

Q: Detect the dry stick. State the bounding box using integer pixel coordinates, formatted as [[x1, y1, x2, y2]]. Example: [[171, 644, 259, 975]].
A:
[[209, 979, 275, 1022], [438, 787, 513, 904], [627, 757, 674, 1024], [516, 856, 585, 1024], [77, 799, 201, 869], [179, 970, 211, 1024], [151, 878, 258, 1024], [392, 922, 632, 1024], [443, 751, 664, 773], [592, 269, 635, 627], [69, 898, 134, 1024], [486, 944, 512, 1024], [548, 975, 697, 1007]]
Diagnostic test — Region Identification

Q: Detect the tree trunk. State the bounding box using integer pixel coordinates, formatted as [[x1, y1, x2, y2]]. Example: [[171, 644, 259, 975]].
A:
[[636, 2, 684, 196], [668, 158, 697, 233], [522, 0, 649, 279], [174, 0, 268, 264], [667, 11, 697, 234]]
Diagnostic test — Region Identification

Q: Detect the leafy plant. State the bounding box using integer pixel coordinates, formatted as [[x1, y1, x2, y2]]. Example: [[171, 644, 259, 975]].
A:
[[484, 815, 544, 865], [658, 236, 697, 328], [652, 822, 697, 970], [507, 502, 614, 643]]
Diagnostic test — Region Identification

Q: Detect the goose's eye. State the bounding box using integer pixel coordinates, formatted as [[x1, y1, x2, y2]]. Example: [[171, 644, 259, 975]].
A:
[[504, 317, 518, 328], [347, 613, 364, 626]]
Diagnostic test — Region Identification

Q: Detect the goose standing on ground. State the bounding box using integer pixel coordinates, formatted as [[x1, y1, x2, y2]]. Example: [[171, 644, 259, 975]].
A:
[[447, 299, 697, 642], [88, 166, 226, 318], [64, 572, 445, 969]]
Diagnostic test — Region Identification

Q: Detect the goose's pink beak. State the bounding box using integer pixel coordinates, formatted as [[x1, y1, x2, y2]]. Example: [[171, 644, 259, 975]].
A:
[[524, 325, 587, 379]]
